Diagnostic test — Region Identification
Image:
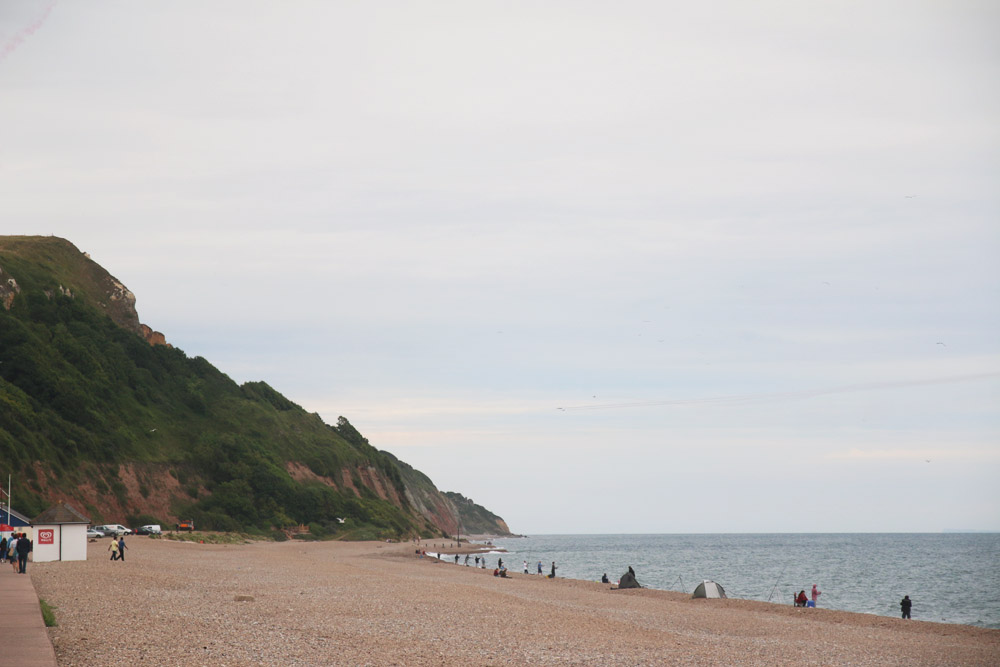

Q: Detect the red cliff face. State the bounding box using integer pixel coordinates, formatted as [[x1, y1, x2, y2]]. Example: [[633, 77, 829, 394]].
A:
[[140, 324, 171, 347], [402, 487, 461, 536], [98, 275, 169, 348], [91, 267, 170, 348], [284, 461, 460, 536]]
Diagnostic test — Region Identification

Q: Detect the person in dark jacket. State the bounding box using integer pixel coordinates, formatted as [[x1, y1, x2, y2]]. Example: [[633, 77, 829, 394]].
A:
[[901, 595, 912, 619], [16, 533, 31, 574]]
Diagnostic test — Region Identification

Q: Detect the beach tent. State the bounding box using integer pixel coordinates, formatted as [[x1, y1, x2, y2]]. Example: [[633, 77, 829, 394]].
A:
[[617, 571, 641, 589], [691, 580, 727, 599]]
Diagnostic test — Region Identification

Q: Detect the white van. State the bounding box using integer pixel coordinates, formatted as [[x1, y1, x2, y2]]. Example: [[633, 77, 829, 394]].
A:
[[94, 524, 132, 536]]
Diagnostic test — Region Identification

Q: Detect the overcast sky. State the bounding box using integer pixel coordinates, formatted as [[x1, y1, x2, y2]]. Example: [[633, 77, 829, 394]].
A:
[[3, 1, 998, 534]]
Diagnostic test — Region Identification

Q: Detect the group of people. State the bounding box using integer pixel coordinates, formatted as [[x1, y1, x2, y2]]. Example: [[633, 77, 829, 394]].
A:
[[793, 584, 822, 607], [108, 535, 128, 561], [793, 585, 914, 619], [0, 533, 33, 573], [431, 549, 919, 620], [434, 552, 559, 580], [493, 559, 557, 578]]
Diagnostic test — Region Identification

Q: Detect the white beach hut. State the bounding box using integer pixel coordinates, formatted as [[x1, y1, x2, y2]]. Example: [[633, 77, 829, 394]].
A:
[[31, 502, 90, 562]]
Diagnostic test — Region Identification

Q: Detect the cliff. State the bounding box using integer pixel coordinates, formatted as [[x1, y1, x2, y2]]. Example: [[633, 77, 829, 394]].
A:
[[0, 235, 512, 539]]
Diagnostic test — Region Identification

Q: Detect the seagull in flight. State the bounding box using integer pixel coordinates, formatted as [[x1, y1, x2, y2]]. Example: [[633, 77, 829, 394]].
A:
[[936, 342, 946, 346]]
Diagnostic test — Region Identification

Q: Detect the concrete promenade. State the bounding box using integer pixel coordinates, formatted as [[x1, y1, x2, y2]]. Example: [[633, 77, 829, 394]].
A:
[[1, 561, 59, 667]]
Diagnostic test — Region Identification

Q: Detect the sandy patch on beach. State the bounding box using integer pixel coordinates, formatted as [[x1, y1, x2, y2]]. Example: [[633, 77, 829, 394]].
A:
[[30, 538, 999, 666]]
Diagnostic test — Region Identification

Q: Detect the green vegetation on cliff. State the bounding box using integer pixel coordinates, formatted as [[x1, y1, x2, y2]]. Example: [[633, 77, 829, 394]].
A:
[[444, 491, 513, 536], [0, 236, 510, 539]]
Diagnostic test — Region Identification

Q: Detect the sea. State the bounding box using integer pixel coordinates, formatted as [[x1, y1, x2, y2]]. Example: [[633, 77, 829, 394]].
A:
[[437, 533, 1000, 629]]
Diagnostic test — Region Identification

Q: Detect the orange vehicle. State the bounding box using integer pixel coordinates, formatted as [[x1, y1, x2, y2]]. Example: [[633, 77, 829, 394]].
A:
[[176, 519, 195, 531]]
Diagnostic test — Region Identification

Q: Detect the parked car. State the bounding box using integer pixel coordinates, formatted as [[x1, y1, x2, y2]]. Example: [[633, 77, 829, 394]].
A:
[[136, 524, 162, 535], [86, 528, 105, 538], [176, 519, 194, 531], [93, 524, 132, 537]]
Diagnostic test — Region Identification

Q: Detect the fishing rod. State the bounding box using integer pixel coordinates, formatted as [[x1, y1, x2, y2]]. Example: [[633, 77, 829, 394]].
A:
[[766, 569, 785, 603]]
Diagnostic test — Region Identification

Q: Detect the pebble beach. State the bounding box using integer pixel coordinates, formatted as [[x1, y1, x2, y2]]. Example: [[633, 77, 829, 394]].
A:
[[29, 537, 1000, 666]]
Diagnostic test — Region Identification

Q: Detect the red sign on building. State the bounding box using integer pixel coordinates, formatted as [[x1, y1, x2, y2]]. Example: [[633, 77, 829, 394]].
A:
[[38, 529, 54, 545]]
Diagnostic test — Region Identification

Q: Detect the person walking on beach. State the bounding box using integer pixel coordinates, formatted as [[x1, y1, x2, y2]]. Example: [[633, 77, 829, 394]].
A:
[[811, 584, 821, 607], [523, 560, 528, 574], [537, 561, 543, 575], [550, 562, 557, 578], [117, 536, 128, 562], [108, 539, 119, 561], [901, 595, 912, 619], [8, 535, 18, 572], [464, 554, 470, 566], [0, 536, 6, 564]]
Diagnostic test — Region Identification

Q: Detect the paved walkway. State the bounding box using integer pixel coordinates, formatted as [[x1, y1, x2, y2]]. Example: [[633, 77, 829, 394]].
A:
[[0, 561, 59, 666]]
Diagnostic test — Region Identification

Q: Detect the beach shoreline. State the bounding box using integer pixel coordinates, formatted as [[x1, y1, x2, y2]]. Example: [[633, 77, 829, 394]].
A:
[[31, 537, 999, 666]]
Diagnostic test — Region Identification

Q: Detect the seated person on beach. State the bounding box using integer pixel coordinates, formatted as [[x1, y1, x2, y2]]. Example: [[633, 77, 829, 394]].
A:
[[795, 590, 808, 607], [602, 573, 609, 583], [499, 565, 508, 578], [493, 568, 499, 577]]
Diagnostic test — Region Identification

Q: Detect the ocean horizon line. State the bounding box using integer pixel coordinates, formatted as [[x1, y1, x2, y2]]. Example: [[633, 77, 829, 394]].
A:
[[484, 530, 1000, 537]]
